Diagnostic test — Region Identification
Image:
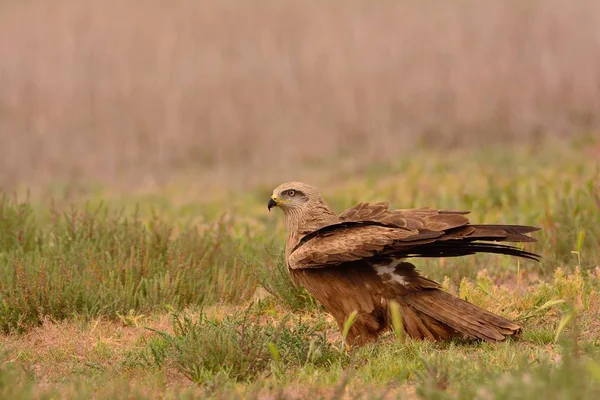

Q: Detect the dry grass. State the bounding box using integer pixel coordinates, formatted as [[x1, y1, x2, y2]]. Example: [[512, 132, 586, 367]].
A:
[[1, 271, 599, 399], [1, 0, 600, 190]]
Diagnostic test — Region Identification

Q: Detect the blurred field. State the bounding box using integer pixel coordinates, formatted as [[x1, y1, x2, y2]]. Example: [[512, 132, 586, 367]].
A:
[[1, 0, 600, 190]]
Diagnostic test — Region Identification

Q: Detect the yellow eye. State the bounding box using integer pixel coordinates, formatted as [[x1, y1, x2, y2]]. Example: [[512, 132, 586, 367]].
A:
[[287, 190, 296, 197]]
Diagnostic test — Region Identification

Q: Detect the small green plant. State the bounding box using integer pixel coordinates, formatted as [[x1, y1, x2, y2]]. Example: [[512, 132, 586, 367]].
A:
[[138, 306, 339, 385], [389, 300, 405, 343], [340, 310, 358, 350], [259, 248, 319, 311]]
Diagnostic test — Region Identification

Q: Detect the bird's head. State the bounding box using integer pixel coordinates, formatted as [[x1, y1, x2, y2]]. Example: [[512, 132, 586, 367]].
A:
[[268, 181, 322, 213], [268, 181, 340, 243]]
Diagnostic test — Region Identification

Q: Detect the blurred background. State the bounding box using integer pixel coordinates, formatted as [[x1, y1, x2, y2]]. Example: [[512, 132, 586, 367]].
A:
[[1, 0, 599, 192]]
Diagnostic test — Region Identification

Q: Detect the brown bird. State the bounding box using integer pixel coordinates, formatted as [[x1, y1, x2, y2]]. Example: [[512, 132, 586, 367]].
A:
[[268, 182, 540, 346]]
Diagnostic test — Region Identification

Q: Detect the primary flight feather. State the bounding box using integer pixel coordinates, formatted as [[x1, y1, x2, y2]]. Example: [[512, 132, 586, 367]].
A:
[[268, 181, 540, 345]]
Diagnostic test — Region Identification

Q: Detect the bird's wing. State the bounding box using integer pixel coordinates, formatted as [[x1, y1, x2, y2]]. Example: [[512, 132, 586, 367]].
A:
[[288, 222, 444, 269], [338, 202, 471, 229], [339, 202, 539, 242], [289, 205, 541, 269]]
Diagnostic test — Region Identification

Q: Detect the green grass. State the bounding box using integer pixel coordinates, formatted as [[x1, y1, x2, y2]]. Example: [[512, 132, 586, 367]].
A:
[[0, 143, 599, 398], [126, 306, 338, 384], [0, 201, 266, 333]]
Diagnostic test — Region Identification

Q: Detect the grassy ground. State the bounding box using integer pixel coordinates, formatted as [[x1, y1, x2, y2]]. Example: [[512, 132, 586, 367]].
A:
[[1, 142, 599, 399]]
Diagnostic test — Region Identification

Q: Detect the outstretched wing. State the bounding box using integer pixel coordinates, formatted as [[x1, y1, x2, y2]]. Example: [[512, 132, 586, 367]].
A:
[[289, 203, 541, 270]]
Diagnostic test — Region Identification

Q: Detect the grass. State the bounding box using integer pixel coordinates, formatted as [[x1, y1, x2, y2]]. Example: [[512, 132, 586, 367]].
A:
[[0, 201, 264, 333], [0, 142, 599, 398]]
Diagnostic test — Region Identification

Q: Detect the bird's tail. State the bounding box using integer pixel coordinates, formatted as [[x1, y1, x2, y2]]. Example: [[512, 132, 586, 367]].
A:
[[396, 289, 521, 341]]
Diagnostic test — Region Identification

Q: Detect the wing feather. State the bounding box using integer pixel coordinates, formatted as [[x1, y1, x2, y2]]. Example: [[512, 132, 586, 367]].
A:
[[288, 223, 443, 269], [339, 202, 470, 231], [289, 202, 540, 270]]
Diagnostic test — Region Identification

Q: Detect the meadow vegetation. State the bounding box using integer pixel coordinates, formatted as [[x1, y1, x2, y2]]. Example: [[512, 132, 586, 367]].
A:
[[1, 142, 599, 399]]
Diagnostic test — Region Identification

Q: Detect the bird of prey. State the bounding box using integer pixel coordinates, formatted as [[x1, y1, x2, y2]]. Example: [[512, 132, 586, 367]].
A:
[[268, 182, 540, 346]]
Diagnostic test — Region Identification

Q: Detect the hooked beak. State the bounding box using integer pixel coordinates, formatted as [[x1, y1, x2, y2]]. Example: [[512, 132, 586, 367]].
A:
[[267, 197, 277, 211]]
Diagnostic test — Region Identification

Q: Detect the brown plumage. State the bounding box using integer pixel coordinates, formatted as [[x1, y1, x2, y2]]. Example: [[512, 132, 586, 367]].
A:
[[268, 182, 540, 345]]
